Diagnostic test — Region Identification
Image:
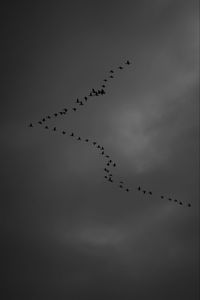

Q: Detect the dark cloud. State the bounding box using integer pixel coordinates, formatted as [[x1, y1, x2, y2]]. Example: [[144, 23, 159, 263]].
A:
[[1, 0, 199, 299]]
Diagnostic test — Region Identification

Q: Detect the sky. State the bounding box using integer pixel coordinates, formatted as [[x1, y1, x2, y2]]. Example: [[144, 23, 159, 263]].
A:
[[1, 0, 199, 299]]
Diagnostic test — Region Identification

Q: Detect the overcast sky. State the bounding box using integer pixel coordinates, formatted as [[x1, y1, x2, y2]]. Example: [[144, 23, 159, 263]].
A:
[[1, 1, 199, 299]]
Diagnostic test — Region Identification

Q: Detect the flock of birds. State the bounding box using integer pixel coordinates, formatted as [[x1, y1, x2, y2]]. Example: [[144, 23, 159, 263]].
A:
[[29, 59, 191, 208]]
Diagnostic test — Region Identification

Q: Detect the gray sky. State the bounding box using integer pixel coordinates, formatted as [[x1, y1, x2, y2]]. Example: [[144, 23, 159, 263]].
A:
[[1, 1, 199, 299]]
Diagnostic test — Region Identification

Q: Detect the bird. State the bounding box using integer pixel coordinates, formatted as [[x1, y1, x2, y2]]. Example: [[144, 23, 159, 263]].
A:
[[89, 92, 93, 96], [92, 88, 96, 93], [161, 195, 164, 199], [109, 75, 114, 78], [113, 163, 116, 167], [54, 113, 58, 117], [59, 112, 63, 115], [38, 121, 42, 125], [53, 127, 56, 131], [29, 123, 33, 127], [84, 96, 88, 101], [149, 191, 152, 195], [109, 160, 112, 163], [42, 118, 45, 122], [188, 203, 191, 207], [105, 155, 110, 158], [104, 168, 109, 173], [97, 145, 101, 149], [101, 146, 104, 150], [179, 202, 183, 205], [93, 142, 97, 145], [70, 132, 74, 137], [79, 101, 83, 106], [109, 70, 114, 73], [137, 186, 141, 191], [102, 85, 105, 88], [100, 89, 105, 95], [76, 98, 80, 103], [119, 185, 123, 188], [77, 137, 81, 140], [108, 178, 113, 182], [143, 190, 146, 194], [118, 66, 123, 70], [47, 116, 51, 119], [174, 199, 178, 202], [45, 126, 48, 129], [103, 79, 108, 82], [72, 108, 77, 111], [125, 60, 131, 65], [104, 175, 108, 179], [126, 188, 129, 192], [168, 198, 172, 201], [64, 108, 68, 112], [101, 152, 104, 155], [85, 139, 89, 142], [62, 131, 66, 134], [107, 163, 110, 166]]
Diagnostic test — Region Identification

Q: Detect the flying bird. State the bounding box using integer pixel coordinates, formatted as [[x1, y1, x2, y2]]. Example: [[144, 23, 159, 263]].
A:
[[103, 79, 108, 82], [118, 66, 123, 70], [70, 132, 74, 136], [126, 189, 129, 192], [188, 203, 191, 207], [77, 137, 81, 140], [53, 127, 56, 131], [85, 139, 89, 142], [79, 101, 83, 105], [109, 75, 114, 78], [76, 99, 80, 103], [84, 96, 88, 101], [113, 163, 116, 167], [161, 196, 164, 199], [62, 131, 66, 134], [143, 190, 146, 194], [64, 108, 68, 112], [29, 123, 33, 127], [38, 121, 42, 125], [72, 108, 77, 111], [109, 70, 114, 73], [149, 191, 152, 195], [42, 118, 45, 122], [45, 126, 48, 129], [125, 60, 131, 65], [54, 113, 58, 117], [47, 116, 51, 119]]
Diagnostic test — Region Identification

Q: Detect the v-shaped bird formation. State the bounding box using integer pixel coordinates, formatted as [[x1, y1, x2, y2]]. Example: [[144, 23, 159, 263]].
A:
[[29, 59, 191, 208]]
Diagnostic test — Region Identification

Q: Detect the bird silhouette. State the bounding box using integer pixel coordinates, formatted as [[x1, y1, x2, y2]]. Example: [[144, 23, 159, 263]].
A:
[[188, 203, 191, 207], [168, 198, 172, 201], [93, 142, 97, 145], [126, 188, 129, 192], [108, 177, 113, 182], [85, 139, 89, 142], [72, 108, 77, 111], [118, 66, 123, 69], [149, 191, 152, 195], [53, 127, 56, 131], [45, 126, 48, 129], [29, 123, 33, 127], [113, 163, 116, 167], [79, 101, 83, 106], [64, 108, 68, 112], [137, 186, 141, 191], [62, 131, 66, 134], [77, 137, 81, 140], [126, 60, 131, 65], [161, 196, 164, 199], [42, 118, 45, 122], [101, 146, 104, 150], [109, 75, 114, 78], [54, 113, 58, 117], [102, 85, 106, 88], [103, 79, 108, 82], [119, 185, 123, 188], [84, 96, 88, 101], [38, 121, 42, 125], [174, 199, 178, 202], [76, 99, 80, 103], [109, 70, 114, 73], [101, 151, 104, 155], [179, 202, 183, 205], [143, 190, 146, 194], [105, 155, 110, 158], [47, 116, 51, 119], [70, 132, 74, 137], [59, 112, 63, 115]]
